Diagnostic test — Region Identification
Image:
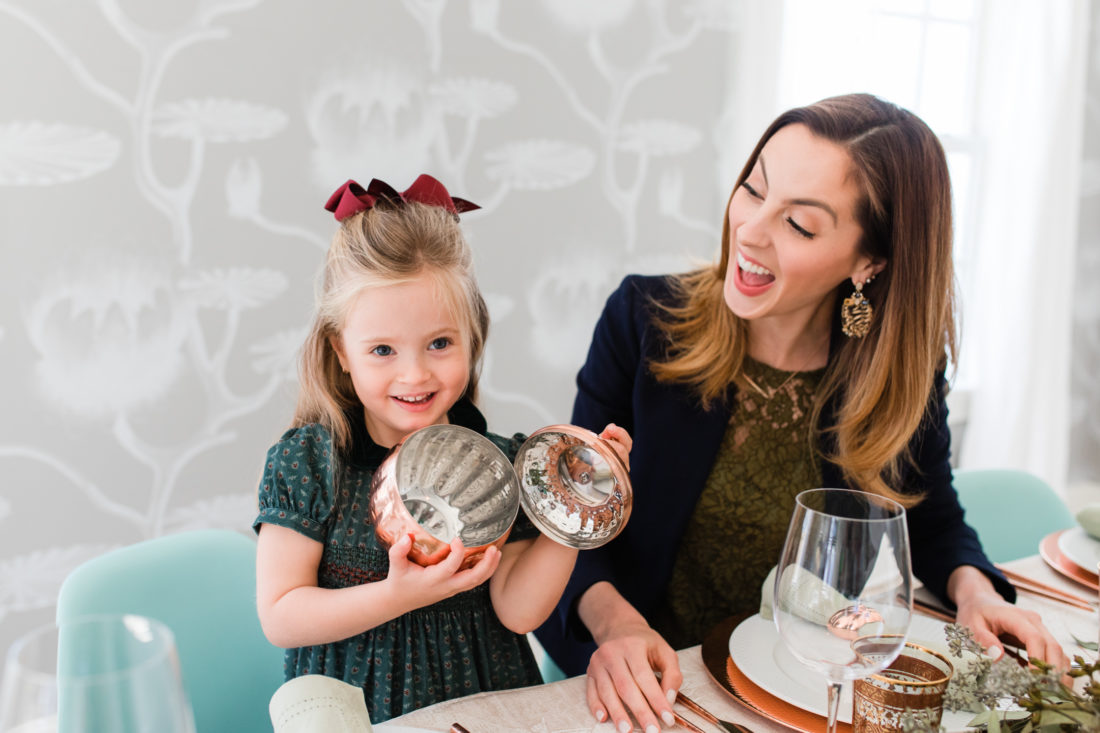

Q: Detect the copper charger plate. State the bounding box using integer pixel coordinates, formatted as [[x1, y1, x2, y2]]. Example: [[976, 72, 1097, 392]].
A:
[[1039, 529, 1100, 592], [701, 616, 853, 733]]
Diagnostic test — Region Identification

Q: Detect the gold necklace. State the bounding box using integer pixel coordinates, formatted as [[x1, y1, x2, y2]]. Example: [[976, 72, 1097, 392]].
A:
[[740, 349, 825, 400], [740, 368, 802, 400]]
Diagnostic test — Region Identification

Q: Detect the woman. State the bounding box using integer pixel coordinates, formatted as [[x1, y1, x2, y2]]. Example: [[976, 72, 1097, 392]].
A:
[[533, 94, 1065, 733]]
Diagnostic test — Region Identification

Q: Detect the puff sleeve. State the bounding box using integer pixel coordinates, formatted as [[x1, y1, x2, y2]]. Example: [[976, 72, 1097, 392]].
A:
[[252, 424, 337, 543]]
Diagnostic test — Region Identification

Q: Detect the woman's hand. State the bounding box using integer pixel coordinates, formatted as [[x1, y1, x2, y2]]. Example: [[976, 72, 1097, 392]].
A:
[[949, 565, 1069, 668], [578, 582, 679, 733], [599, 423, 632, 470], [385, 534, 500, 611], [586, 622, 681, 733]]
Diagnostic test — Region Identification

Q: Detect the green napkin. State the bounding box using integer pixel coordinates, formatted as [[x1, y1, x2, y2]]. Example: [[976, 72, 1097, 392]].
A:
[[1077, 503, 1100, 540]]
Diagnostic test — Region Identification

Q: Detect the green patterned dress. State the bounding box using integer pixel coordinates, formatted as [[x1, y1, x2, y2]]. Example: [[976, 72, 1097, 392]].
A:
[[252, 399, 541, 723], [654, 357, 825, 649]]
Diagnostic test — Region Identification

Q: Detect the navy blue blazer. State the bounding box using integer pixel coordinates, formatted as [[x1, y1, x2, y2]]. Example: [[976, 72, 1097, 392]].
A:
[[534, 274, 1013, 676]]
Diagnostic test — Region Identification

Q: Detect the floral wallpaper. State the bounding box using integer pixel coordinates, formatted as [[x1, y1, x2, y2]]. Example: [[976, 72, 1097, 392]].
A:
[[0, 1, 738, 657]]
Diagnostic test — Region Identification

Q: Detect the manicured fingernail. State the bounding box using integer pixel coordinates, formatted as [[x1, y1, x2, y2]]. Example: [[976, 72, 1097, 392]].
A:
[[988, 645, 1002, 659], [595, 709, 606, 722], [661, 711, 675, 726], [646, 725, 659, 733], [666, 688, 677, 704], [617, 721, 631, 733]]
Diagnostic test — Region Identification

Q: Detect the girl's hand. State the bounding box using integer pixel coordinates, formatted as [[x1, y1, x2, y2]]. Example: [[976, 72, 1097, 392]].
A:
[[385, 534, 500, 611], [598, 423, 632, 470]]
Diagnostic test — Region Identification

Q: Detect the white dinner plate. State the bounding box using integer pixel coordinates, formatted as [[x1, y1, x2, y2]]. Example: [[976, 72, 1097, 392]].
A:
[[373, 725, 439, 732], [728, 613, 975, 730], [1057, 527, 1100, 577]]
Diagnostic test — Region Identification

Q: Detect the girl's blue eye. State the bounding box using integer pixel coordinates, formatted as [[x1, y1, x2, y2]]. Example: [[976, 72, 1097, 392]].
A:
[[428, 337, 451, 350], [371, 345, 394, 356]]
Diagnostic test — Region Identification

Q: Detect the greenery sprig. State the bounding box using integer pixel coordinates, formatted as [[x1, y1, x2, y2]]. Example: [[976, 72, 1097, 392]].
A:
[[901, 624, 1100, 732]]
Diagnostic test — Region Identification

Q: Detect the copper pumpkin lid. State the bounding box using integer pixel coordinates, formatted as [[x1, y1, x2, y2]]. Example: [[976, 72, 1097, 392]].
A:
[[513, 424, 632, 549]]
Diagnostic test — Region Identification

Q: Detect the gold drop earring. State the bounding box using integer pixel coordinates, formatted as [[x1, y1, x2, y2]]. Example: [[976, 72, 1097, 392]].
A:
[[841, 276, 874, 338]]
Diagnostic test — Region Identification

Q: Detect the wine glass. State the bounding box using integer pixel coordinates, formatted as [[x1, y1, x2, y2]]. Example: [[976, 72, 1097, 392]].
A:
[[773, 488, 912, 733], [0, 615, 195, 733]]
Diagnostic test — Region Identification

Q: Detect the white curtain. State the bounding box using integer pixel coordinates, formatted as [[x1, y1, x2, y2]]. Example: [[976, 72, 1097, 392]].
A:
[[958, 0, 1091, 492]]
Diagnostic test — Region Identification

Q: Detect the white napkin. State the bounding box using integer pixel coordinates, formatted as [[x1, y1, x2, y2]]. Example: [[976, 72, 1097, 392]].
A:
[[270, 675, 373, 733], [759, 537, 905, 624], [759, 565, 849, 623]]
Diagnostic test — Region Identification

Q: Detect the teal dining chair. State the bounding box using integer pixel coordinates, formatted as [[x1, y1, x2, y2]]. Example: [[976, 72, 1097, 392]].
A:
[[953, 468, 1075, 564], [55, 529, 285, 733]]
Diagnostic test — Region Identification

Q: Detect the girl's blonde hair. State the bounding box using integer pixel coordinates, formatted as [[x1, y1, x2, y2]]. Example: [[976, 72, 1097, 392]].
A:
[[293, 201, 489, 452], [650, 93, 956, 507]]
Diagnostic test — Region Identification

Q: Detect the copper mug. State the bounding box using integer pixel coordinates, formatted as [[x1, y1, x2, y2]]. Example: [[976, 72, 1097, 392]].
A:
[[370, 423, 631, 568]]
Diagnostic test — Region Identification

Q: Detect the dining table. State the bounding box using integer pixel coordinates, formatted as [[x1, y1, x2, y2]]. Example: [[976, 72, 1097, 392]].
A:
[[380, 553, 1099, 733]]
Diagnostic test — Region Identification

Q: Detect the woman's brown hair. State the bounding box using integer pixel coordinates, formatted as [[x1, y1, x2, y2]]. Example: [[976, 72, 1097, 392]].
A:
[[292, 201, 489, 452], [650, 93, 956, 506]]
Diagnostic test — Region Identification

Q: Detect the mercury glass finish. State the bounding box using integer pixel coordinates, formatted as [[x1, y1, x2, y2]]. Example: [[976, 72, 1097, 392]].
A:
[[370, 424, 521, 568], [513, 425, 632, 549]]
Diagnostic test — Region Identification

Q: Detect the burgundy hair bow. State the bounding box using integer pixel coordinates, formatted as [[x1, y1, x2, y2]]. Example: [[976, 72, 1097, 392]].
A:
[[324, 174, 480, 221]]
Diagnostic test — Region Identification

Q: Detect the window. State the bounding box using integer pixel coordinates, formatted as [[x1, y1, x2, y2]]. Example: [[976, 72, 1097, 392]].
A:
[[774, 0, 985, 393]]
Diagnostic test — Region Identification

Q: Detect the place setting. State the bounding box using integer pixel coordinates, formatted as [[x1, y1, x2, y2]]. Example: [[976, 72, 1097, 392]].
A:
[[1039, 505, 1100, 593], [698, 488, 1001, 733]]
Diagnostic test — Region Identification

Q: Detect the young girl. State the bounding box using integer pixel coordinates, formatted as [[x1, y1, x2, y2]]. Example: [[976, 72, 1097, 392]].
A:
[[253, 174, 630, 723]]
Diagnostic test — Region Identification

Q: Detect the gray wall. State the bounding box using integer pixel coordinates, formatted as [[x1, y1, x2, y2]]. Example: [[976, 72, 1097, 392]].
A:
[[0, 1, 736, 654]]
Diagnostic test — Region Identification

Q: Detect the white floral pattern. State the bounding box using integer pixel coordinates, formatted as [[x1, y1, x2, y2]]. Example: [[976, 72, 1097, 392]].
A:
[[250, 327, 308, 379], [430, 78, 517, 119], [0, 122, 120, 185], [484, 140, 595, 189], [179, 268, 288, 310], [152, 99, 287, 142], [617, 120, 702, 157], [0, 545, 118, 615], [27, 262, 189, 420]]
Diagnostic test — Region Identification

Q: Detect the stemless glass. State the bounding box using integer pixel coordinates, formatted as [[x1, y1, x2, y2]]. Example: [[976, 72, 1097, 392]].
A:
[[0, 615, 195, 733], [773, 488, 913, 733]]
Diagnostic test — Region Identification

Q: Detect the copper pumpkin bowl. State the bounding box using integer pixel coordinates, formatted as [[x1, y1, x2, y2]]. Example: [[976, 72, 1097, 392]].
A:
[[370, 424, 520, 569], [370, 423, 632, 568]]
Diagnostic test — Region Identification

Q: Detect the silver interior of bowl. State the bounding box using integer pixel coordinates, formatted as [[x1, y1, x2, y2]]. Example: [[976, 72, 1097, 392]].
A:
[[515, 430, 626, 549], [395, 425, 520, 546]]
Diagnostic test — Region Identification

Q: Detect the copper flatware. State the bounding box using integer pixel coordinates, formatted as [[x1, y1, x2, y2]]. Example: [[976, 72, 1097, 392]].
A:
[[912, 597, 955, 623], [449, 724, 471, 733], [996, 564, 1097, 611], [671, 710, 708, 733], [677, 690, 754, 732]]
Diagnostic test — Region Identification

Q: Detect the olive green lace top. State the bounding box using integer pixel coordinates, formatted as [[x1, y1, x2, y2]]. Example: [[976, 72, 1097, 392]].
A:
[[654, 357, 826, 649]]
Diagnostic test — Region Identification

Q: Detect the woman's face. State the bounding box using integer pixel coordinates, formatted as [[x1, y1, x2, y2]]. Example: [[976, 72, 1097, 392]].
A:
[[724, 123, 880, 330]]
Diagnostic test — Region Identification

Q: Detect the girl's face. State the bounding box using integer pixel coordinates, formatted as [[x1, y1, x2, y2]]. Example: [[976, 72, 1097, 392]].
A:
[[332, 273, 470, 448], [724, 123, 881, 331]]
